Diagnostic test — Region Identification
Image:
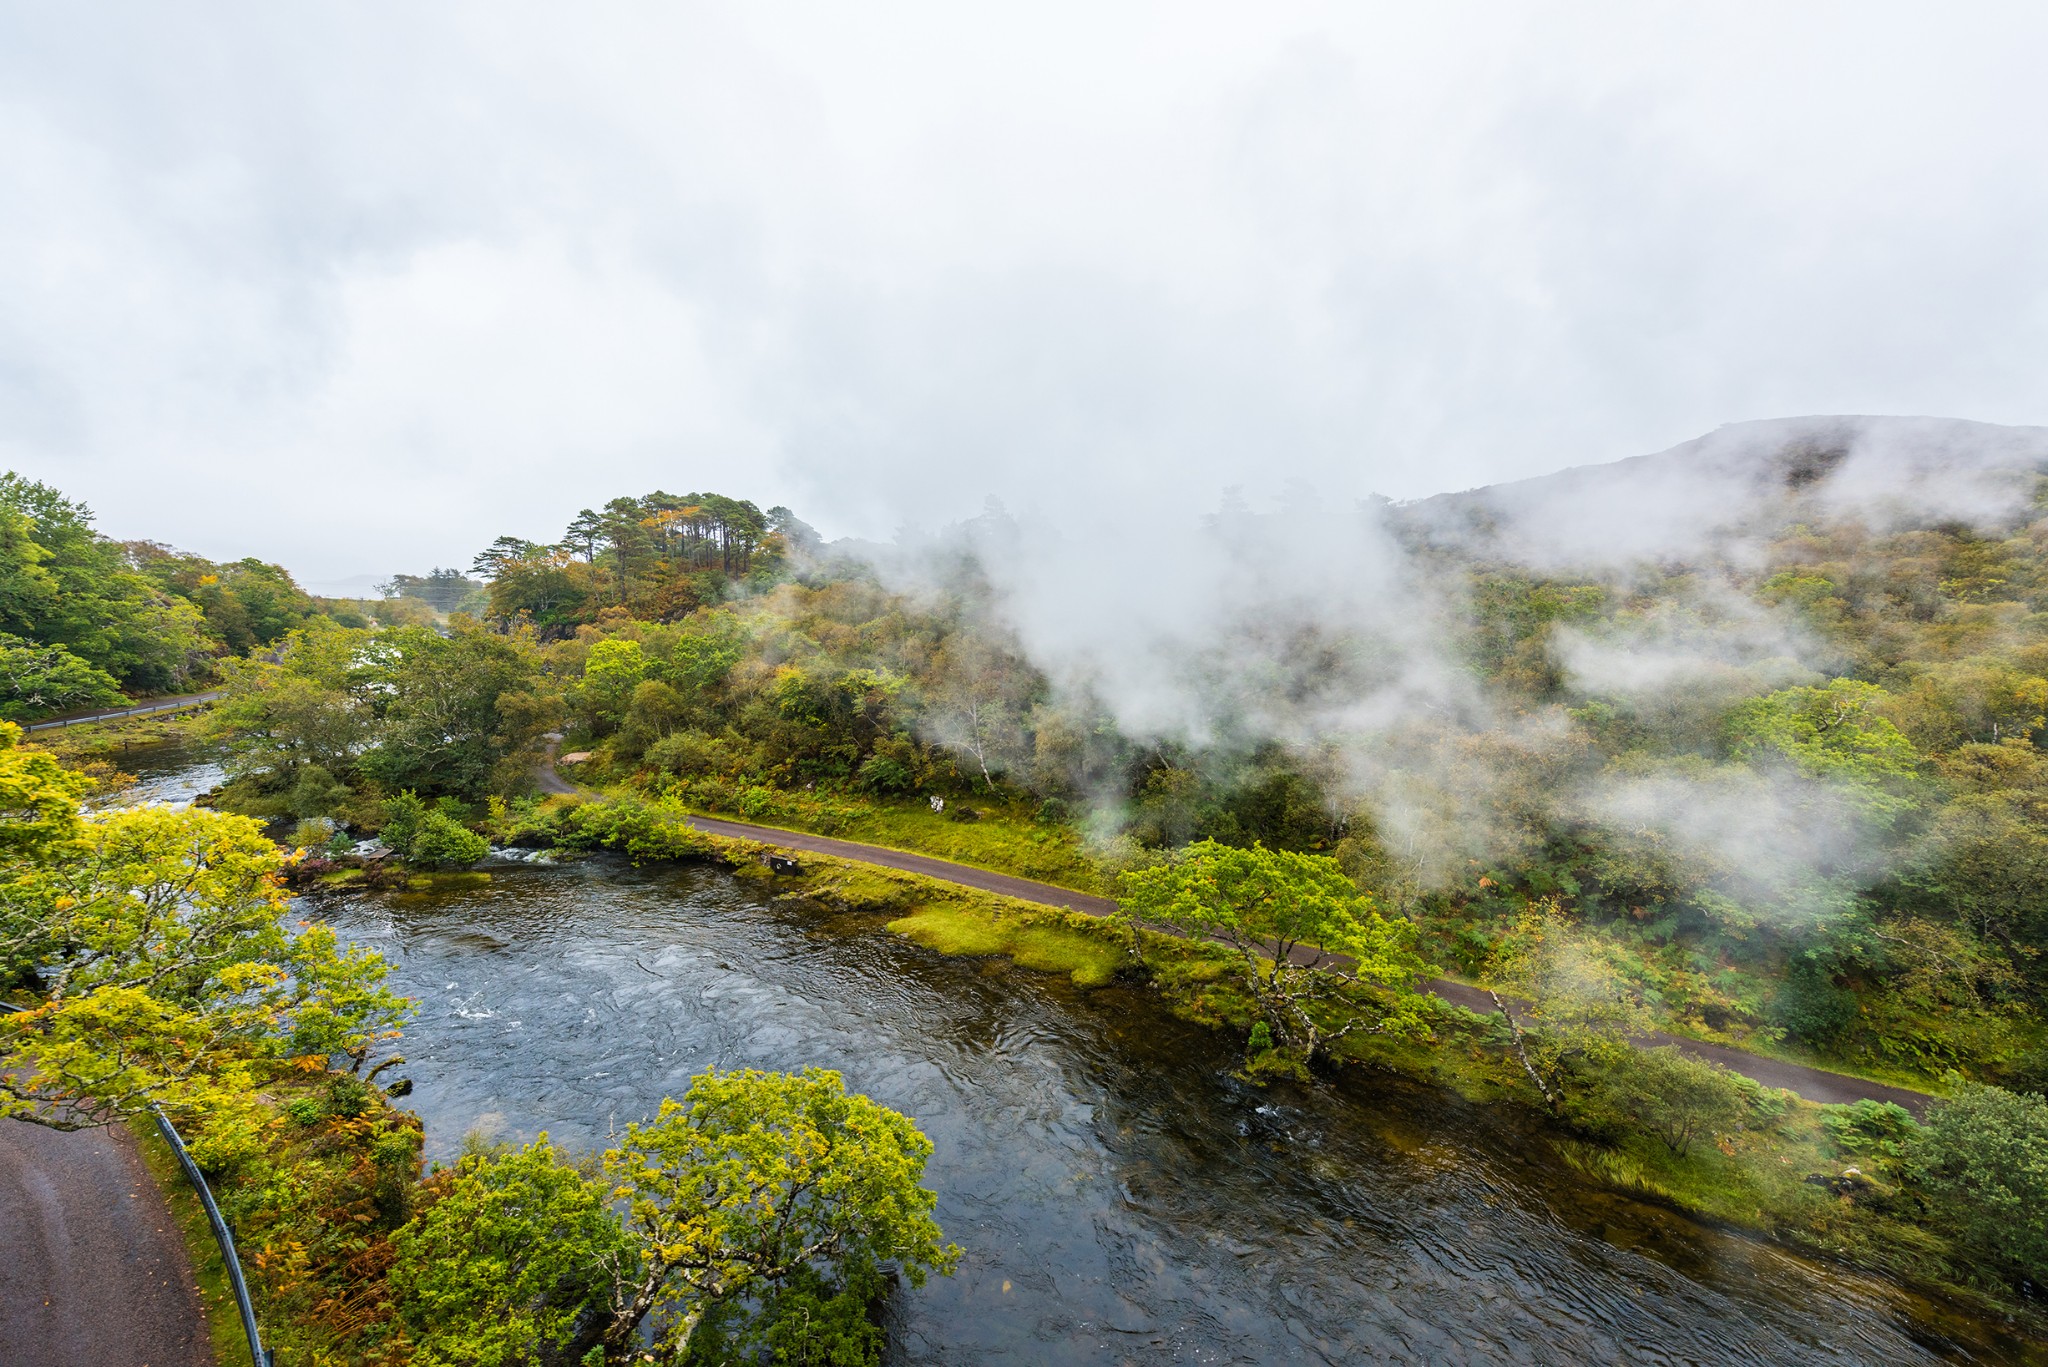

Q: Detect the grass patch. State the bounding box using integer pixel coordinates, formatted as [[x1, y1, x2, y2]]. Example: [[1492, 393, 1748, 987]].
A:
[[318, 868, 366, 886], [129, 1117, 251, 1366], [887, 906, 1128, 988], [831, 801, 1103, 892]]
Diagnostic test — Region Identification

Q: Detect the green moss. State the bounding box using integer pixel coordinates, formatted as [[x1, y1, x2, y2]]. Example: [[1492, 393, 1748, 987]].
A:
[[403, 870, 491, 891], [317, 868, 364, 886], [885, 906, 1128, 988], [833, 801, 1104, 892]]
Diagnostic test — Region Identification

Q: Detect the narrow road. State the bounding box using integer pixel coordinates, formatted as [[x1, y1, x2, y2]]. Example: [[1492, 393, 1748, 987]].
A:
[[673, 809, 1935, 1115], [23, 691, 222, 732], [0, 1120, 213, 1366]]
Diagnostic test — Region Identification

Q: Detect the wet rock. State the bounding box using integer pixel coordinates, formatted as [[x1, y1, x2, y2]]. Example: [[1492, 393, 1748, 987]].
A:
[[1804, 1166, 1876, 1197]]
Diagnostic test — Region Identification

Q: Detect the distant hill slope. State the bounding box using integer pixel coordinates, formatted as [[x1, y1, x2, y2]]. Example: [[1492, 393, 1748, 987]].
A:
[[1400, 415, 2048, 569]]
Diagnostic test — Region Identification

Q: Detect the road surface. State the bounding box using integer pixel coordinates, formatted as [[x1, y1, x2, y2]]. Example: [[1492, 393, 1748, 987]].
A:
[[0, 1119, 212, 1366], [673, 809, 1934, 1115]]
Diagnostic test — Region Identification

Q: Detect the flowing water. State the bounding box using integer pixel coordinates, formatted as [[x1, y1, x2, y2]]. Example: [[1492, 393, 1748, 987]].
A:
[[134, 746, 2041, 1362]]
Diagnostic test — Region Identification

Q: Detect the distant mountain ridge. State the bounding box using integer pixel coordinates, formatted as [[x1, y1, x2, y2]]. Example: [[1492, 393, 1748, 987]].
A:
[[1400, 415, 2048, 569]]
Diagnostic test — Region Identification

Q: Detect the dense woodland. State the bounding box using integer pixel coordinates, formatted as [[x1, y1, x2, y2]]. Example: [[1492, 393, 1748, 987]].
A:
[[0, 473, 402, 719], [10, 442, 2048, 1354]]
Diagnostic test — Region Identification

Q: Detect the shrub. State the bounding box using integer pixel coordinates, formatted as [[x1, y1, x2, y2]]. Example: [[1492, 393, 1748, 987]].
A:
[[856, 753, 913, 794], [645, 730, 731, 779], [290, 817, 336, 850], [1821, 1099, 1918, 1160], [1907, 1082, 2048, 1286], [1771, 962, 1858, 1046], [380, 791, 427, 856], [285, 764, 350, 819], [1597, 1046, 1756, 1157], [410, 812, 488, 867], [325, 1074, 372, 1120]]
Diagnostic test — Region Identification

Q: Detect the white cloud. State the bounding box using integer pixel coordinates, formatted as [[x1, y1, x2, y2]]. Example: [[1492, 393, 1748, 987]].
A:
[[3, 2, 2048, 580]]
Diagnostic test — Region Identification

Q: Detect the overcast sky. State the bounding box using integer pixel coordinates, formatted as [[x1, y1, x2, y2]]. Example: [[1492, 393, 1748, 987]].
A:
[[5, 3, 2048, 587]]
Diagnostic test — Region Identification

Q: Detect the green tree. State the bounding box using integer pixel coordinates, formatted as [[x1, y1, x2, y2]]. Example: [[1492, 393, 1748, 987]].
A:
[[1483, 899, 1647, 1114], [363, 624, 553, 799], [0, 474, 217, 691], [1726, 679, 1923, 824], [1117, 840, 1423, 1062], [392, 1136, 632, 1367], [1598, 1046, 1756, 1156], [0, 633, 125, 720], [392, 1068, 957, 1365], [1, 801, 408, 1134], [578, 638, 647, 735], [409, 812, 489, 867], [1907, 1082, 2048, 1285]]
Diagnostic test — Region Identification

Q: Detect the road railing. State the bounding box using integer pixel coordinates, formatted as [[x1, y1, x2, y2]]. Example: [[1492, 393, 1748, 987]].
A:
[[23, 692, 223, 731]]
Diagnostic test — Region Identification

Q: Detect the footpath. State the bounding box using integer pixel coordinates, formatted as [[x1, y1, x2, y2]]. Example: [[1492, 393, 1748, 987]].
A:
[[677, 812, 1935, 1115]]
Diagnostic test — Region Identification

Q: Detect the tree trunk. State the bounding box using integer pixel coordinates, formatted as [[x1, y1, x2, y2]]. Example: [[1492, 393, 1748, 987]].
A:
[[1489, 990, 1558, 1112]]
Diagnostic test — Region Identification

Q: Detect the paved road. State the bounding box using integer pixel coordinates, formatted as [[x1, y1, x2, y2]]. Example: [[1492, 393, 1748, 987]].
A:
[[675, 809, 1935, 1115], [0, 1119, 212, 1366], [23, 692, 222, 732]]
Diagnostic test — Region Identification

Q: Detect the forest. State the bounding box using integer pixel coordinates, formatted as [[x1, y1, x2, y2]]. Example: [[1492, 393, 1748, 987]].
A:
[[0, 472, 409, 720], [9, 431, 2048, 1358]]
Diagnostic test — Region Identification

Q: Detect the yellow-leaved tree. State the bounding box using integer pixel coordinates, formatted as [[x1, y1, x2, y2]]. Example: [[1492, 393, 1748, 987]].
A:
[[0, 722, 408, 1158]]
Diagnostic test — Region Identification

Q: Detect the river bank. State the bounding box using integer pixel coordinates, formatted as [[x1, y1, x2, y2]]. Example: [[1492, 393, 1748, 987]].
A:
[[87, 740, 2048, 1360], [316, 854, 2025, 1364]]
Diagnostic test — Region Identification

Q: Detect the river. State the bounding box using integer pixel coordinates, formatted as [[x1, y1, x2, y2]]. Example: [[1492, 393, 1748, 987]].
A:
[[121, 744, 2035, 1363]]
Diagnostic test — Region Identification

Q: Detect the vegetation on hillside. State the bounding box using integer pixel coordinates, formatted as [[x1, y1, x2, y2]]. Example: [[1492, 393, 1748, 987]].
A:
[[18, 439, 2048, 1328], [0, 472, 424, 720]]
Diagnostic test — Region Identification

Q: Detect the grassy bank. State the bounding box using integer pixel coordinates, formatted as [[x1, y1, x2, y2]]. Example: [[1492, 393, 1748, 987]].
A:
[[588, 765, 1106, 891], [803, 863, 2040, 1339], [130, 1118, 251, 1365], [21, 705, 211, 762]]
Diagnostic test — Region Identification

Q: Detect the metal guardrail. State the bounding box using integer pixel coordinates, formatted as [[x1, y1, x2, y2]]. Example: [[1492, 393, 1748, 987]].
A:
[[23, 692, 222, 731], [0, 1001, 272, 1364], [150, 1102, 274, 1367]]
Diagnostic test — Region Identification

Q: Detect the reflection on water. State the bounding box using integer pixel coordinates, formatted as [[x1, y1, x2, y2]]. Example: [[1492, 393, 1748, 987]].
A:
[[307, 859, 2008, 1366]]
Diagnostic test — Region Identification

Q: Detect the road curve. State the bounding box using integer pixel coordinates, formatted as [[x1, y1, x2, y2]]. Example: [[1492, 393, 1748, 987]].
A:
[[675, 810, 1934, 1115], [0, 1119, 213, 1366]]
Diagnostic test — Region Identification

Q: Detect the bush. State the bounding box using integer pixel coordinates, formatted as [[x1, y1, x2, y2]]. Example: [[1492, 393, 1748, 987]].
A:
[[410, 812, 488, 867], [285, 764, 351, 819], [856, 753, 913, 794], [1771, 962, 1858, 1046], [1821, 1099, 1918, 1160], [1597, 1047, 1756, 1157], [0, 634, 124, 721], [381, 791, 427, 856], [289, 817, 336, 850], [325, 1074, 373, 1120], [645, 730, 731, 779], [1907, 1082, 2048, 1285]]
